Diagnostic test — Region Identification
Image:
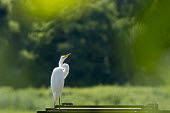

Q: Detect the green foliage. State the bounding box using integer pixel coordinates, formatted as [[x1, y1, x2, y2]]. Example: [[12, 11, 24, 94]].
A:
[[0, 110, 33, 113], [0, 86, 170, 111], [131, 0, 170, 85], [12, 0, 88, 21], [2, 0, 167, 88], [17, 0, 144, 87]]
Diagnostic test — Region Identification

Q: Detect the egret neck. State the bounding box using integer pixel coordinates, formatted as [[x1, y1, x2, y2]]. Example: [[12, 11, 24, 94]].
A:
[[59, 58, 69, 78]]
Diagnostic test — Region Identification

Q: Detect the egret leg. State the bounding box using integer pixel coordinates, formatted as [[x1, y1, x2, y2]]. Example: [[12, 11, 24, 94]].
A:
[[54, 101, 56, 108], [59, 98, 60, 110]]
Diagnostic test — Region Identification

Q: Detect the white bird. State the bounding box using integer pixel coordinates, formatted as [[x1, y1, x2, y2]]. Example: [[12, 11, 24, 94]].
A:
[[51, 53, 71, 108]]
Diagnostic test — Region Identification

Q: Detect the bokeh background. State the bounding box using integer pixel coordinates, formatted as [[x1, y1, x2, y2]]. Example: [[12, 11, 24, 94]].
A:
[[0, 0, 170, 113]]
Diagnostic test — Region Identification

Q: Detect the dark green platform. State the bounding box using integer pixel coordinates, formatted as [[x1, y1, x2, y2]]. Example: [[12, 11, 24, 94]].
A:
[[37, 103, 170, 113]]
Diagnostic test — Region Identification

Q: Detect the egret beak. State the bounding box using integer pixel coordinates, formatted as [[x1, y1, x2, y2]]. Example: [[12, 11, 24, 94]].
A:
[[64, 53, 71, 57]]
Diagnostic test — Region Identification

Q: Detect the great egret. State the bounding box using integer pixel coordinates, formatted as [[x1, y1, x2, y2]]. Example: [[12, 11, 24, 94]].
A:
[[51, 53, 71, 109]]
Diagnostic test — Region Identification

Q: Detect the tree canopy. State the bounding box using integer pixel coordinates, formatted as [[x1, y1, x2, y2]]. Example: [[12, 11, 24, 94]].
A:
[[1, 0, 169, 88]]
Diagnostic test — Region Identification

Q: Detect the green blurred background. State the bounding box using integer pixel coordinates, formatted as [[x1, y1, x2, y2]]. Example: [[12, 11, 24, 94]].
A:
[[0, 0, 170, 112]]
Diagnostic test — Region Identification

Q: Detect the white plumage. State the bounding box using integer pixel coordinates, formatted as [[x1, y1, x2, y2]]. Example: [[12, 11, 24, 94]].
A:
[[51, 67, 64, 101]]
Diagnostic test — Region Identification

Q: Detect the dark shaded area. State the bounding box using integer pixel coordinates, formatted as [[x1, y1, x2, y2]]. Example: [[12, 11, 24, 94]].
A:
[[0, 0, 153, 88]]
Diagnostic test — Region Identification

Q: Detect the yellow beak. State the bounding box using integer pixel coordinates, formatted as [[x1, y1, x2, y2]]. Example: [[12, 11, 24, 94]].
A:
[[64, 53, 71, 57]]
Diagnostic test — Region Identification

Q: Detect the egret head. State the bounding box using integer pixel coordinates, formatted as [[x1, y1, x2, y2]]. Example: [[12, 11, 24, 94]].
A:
[[60, 53, 71, 61]]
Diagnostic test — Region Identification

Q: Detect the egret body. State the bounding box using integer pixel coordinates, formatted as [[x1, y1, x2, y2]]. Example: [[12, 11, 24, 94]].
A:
[[51, 53, 71, 108]]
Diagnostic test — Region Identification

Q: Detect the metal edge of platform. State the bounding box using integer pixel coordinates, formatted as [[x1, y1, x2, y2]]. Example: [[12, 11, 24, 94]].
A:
[[37, 103, 170, 113]]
